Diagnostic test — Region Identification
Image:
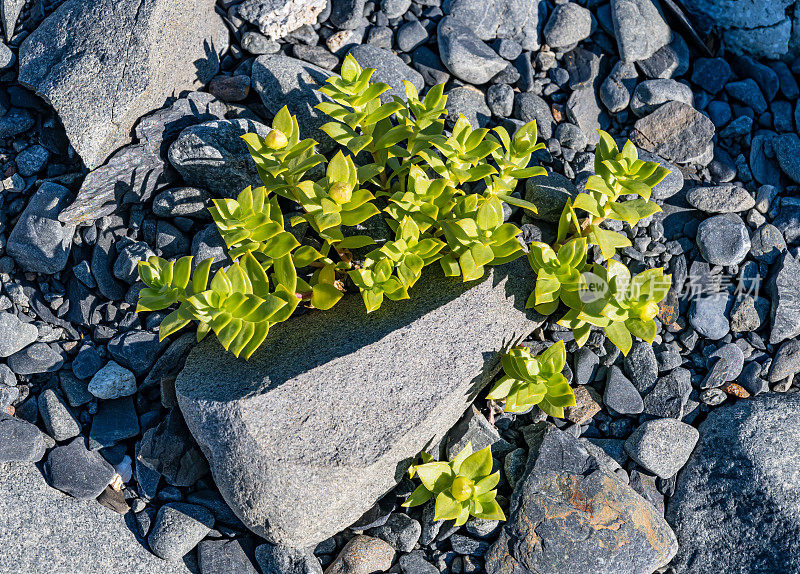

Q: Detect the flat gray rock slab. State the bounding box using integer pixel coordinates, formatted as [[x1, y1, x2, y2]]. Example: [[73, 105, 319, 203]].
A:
[[667, 393, 800, 573], [18, 0, 228, 169], [0, 463, 191, 573], [176, 260, 542, 547]]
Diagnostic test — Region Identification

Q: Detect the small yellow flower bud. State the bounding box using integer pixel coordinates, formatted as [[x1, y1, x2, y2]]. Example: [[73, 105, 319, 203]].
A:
[[450, 476, 474, 502], [265, 130, 288, 149], [329, 182, 352, 204]]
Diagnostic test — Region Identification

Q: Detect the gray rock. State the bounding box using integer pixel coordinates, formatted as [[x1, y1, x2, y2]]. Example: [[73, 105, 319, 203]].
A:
[[1, 0, 24, 40], [59, 144, 169, 226], [148, 502, 215, 561], [175, 260, 542, 547], [768, 252, 800, 344], [725, 79, 767, 114], [113, 241, 155, 284], [8, 342, 64, 375], [368, 513, 421, 553], [696, 213, 750, 266], [636, 32, 689, 79], [325, 535, 394, 574], [382, 0, 411, 19], [769, 339, 800, 382], [543, 3, 592, 49], [251, 54, 335, 153], [774, 132, 800, 184], [689, 293, 731, 340], [45, 437, 115, 500], [348, 45, 424, 101], [60, 372, 93, 407], [0, 108, 33, 138], [637, 150, 682, 200], [623, 341, 659, 394], [514, 92, 555, 139], [236, 0, 325, 39], [88, 361, 137, 400], [38, 389, 80, 442], [169, 118, 270, 198], [690, 58, 731, 95], [399, 551, 438, 574], [437, 17, 507, 85], [153, 187, 211, 219], [630, 79, 693, 117], [0, 414, 45, 462], [0, 462, 192, 573], [7, 183, 75, 274], [604, 366, 644, 415], [730, 294, 769, 332], [443, 0, 542, 50], [330, 0, 364, 29], [624, 418, 699, 479], [108, 329, 167, 377], [643, 367, 692, 419], [487, 83, 514, 117], [71, 345, 104, 380], [566, 85, 608, 146], [750, 224, 787, 264], [444, 86, 491, 129], [610, 0, 671, 62], [667, 393, 800, 573], [89, 396, 140, 449], [599, 60, 637, 113], [255, 543, 322, 574], [750, 134, 781, 187], [15, 144, 49, 176], [18, 0, 228, 170], [630, 101, 715, 165], [445, 405, 501, 460], [138, 409, 209, 487], [0, 312, 38, 357], [708, 343, 745, 382], [397, 20, 428, 53], [555, 122, 587, 150], [524, 172, 579, 222], [486, 423, 677, 573], [573, 346, 599, 385], [686, 185, 754, 213], [198, 539, 259, 574]]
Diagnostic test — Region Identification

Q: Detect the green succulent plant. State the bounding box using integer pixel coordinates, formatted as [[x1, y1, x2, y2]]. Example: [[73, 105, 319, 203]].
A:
[[526, 237, 588, 315], [402, 442, 505, 526], [486, 341, 575, 416]]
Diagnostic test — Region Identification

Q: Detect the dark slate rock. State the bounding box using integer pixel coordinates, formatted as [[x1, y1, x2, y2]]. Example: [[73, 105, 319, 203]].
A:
[[636, 33, 689, 79], [60, 371, 93, 407], [667, 394, 800, 574], [739, 361, 768, 396], [707, 343, 744, 382], [7, 183, 75, 274], [7, 343, 64, 375], [348, 44, 424, 101], [399, 550, 438, 574], [689, 293, 731, 340], [58, 144, 170, 226], [524, 172, 578, 222], [38, 388, 81, 442], [397, 20, 428, 53], [599, 60, 637, 113], [330, 0, 364, 29], [573, 346, 599, 385], [643, 367, 691, 419], [725, 79, 767, 114], [138, 409, 209, 487], [254, 543, 322, 574], [749, 134, 781, 187], [444, 86, 491, 129], [566, 83, 608, 145], [0, 108, 34, 137], [197, 539, 258, 574], [695, 213, 750, 266], [45, 437, 115, 500], [72, 344, 105, 380], [604, 366, 644, 415], [0, 414, 45, 462], [108, 330, 167, 377], [0, 463, 193, 573], [514, 92, 555, 139], [89, 397, 140, 449], [153, 187, 211, 219], [623, 341, 658, 394], [629, 101, 715, 165], [148, 502, 215, 561], [168, 119, 271, 199], [774, 132, 800, 184], [690, 58, 731, 95], [624, 418, 699, 479], [186, 489, 246, 529], [113, 241, 155, 284], [412, 46, 451, 86], [367, 513, 421, 553], [609, 0, 670, 62], [175, 260, 543, 547], [767, 252, 800, 344], [729, 54, 779, 101], [437, 16, 507, 85], [92, 229, 128, 301], [485, 423, 677, 573]]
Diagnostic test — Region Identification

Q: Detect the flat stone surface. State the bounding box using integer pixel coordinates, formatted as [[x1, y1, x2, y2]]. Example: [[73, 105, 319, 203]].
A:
[[486, 423, 677, 574], [443, 0, 541, 50], [629, 101, 715, 164], [667, 393, 800, 573], [176, 260, 542, 547], [0, 463, 192, 573], [148, 502, 214, 562], [610, 0, 671, 62], [44, 437, 115, 500], [624, 418, 699, 479], [0, 312, 38, 357], [686, 185, 754, 213], [18, 0, 228, 170], [768, 252, 800, 345], [0, 414, 45, 462], [437, 16, 507, 85]]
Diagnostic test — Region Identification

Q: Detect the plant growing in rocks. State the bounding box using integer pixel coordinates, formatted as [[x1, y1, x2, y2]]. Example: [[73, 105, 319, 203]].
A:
[[402, 442, 504, 526], [137, 57, 671, 363]]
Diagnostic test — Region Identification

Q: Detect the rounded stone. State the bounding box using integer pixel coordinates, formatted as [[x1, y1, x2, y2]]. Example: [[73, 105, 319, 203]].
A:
[[696, 213, 751, 266], [148, 502, 215, 561]]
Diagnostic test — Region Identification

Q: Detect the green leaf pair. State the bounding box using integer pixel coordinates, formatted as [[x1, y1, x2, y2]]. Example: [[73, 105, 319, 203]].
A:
[[526, 237, 587, 315], [403, 443, 505, 526], [486, 341, 576, 417]]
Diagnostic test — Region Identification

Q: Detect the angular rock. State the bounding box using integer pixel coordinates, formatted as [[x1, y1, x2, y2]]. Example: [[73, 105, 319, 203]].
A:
[[45, 437, 115, 500], [566, 85, 608, 145], [348, 44, 424, 102], [774, 132, 800, 184], [0, 463, 192, 573], [443, 0, 542, 50], [514, 92, 556, 139], [445, 405, 501, 459], [768, 252, 800, 344], [251, 54, 335, 152], [769, 339, 800, 382], [667, 393, 800, 573], [690, 58, 731, 95], [138, 409, 209, 487], [59, 144, 169, 226], [7, 183, 75, 274], [236, 0, 325, 40], [599, 60, 637, 113], [524, 172, 579, 222], [148, 502, 215, 561], [254, 543, 321, 574], [630, 79, 693, 117], [624, 418, 699, 479], [486, 423, 677, 573], [0, 312, 38, 358], [610, 0, 671, 62], [18, 0, 228, 169], [604, 365, 644, 415], [169, 119, 270, 198], [623, 341, 658, 394], [629, 101, 715, 164], [7, 343, 64, 375], [643, 367, 692, 419], [689, 293, 731, 340], [175, 260, 542, 547], [444, 86, 491, 129], [198, 539, 259, 574], [543, 3, 592, 49], [368, 513, 421, 553], [89, 397, 140, 449], [38, 388, 81, 442], [88, 361, 137, 400], [1, 0, 24, 40], [0, 414, 45, 462], [437, 17, 507, 85]]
